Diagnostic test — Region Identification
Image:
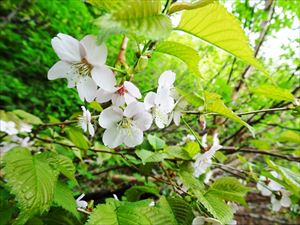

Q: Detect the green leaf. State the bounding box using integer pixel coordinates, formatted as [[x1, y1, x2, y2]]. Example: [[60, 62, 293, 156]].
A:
[[3, 148, 57, 224], [86, 204, 118, 225], [155, 41, 201, 77], [157, 197, 194, 225], [183, 141, 201, 157], [38, 152, 77, 184], [13, 109, 43, 125], [147, 134, 165, 150], [278, 131, 300, 144], [53, 182, 80, 220], [204, 91, 255, 136], [266, 160, 300, 196], [135, 149, 168, 164], [169, 0, 216, 14], [164, 146, 191, 160], [253, 85, 295, 101], [207, 177, 251, 205], [95, 0, 172, 41], [125, 185, 160, 202], [203, 193, 233, 225], [65, 127, 90, 150], [177, 88, 204, 107], [176, 2, 266, 73]]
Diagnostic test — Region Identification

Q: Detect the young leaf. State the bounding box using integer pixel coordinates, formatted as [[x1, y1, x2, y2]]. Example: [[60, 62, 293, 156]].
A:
[[252, 85, 295, 101], [207, 177, 251, 205], [155, 41, 201, 77], [135, 149, 168, 164], [13, 109, 43, 125], [176, 2, 266, 73], [164, 146, 191, 160], [147, 134, 165, 150], [95, 0, 172, 41], [53, 182, 80, 220], [65, 127, 90, 150], [168, 0, 216, 14], [3, 148, 57, 224], [204, 91, 255, 136]]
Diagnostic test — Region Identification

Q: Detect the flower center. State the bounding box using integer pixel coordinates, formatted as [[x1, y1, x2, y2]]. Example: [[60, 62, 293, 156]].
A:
[[153, 107, 168, 124], [73, 58, 93, 77], [119, 117, 132, 128], [117, 85, 127, 96]]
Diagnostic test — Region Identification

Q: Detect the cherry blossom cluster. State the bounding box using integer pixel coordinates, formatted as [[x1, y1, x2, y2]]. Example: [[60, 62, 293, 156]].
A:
[[257, 171, 291, 211], [48, 33, 185, 148]]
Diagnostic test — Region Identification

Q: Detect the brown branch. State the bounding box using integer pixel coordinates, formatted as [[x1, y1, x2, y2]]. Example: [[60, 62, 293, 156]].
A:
[[185, 106, 294, 116], [221, 146, 300, 162], [115, 36, 129, 66]]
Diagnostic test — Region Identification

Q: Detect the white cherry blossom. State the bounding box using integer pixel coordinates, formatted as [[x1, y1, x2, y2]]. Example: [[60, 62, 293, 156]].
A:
[[192, 216, 222, 225], [76, 193, 88, 209], [0, 120, 18, 135], [193, 133, 222, 177], [171, 98, 187, 126], [257, 171, 282, 196], [271, 189, 291, 211], [48, 33, 116, 102], [96, 81, 141, 106], [99, 102, 152, 148], [79, 106, 95, 136]]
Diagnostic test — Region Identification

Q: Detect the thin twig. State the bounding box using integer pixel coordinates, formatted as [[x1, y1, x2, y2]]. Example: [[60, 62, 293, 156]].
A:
[[221, 146, 300, 162]]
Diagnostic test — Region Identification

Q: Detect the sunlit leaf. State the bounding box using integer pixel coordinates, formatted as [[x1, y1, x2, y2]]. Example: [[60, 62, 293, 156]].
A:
[[253, 85, 295, 101], [204, 91, 255, 136], [155, 41, 201, 77], [169, 0, 216, 14], [177, 2, 266, 73]]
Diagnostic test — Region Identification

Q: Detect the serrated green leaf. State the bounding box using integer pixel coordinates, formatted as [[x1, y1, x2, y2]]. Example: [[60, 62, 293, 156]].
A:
[[136, 149, 168, 164], [177, 88, 204, 107], [177, 2, 266, 73], [86, 204, 118, 225], [253, 85, 295, 101], [3, 148, 57, 225], [158, 197, 194, 225], [169, 0, 215, 14], [204, 91, 255, 136], [13, 110, 43, 125], [125, 185, 160, 202], [53, 182, 79, 220], [65, 127, 90, 150], [207, 177, 250, 205], [95, 0, 172, 41], [155, 41, 201, 77], [147, 134, 165, 150]]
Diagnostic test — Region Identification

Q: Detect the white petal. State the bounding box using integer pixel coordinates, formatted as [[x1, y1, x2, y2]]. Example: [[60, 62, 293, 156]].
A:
[[192, 216, 205, 225], [48, 61, 77, 88], [91, 66, 116, 91], [257, 183, 272, 196], [96, 89, 113, 103], [124, 81, 141, 98], [268, 180, 282, 191], [124, 93, 137, 105], [103, 126, 124, 148], [99, 106, 123, 128], [158, 70, 176, 88], [156, 95, 174, 113], [123, 126, 143, 147], [133, 112, 153, 131], [124, 102, 145, 118], [144, 92, 157, 110], [111, 94, 125, 106], [80, 35, 107, 66], [155, 116, 166, 129], [76, 77, 97, 102], [271, 196, 281, 212], [281, 195, 291, 207], [51, 33, 83, 62], [173, 111, 181, 126], [88, 123, 95, 136]]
